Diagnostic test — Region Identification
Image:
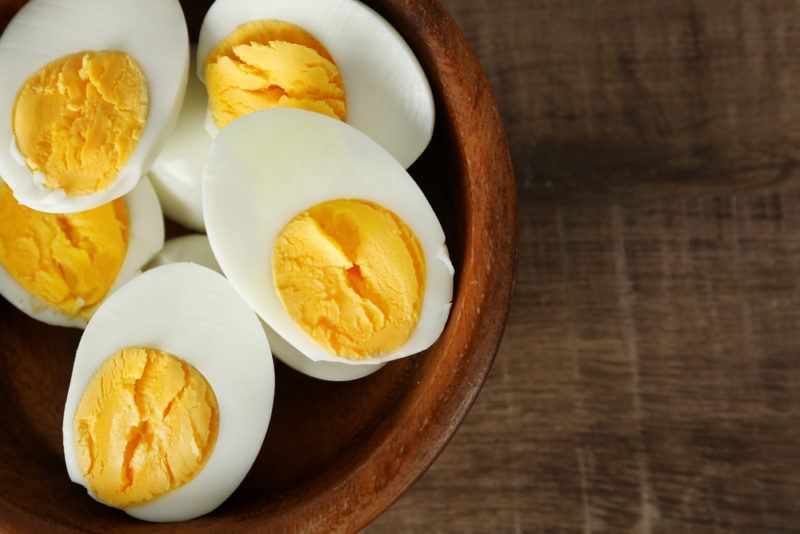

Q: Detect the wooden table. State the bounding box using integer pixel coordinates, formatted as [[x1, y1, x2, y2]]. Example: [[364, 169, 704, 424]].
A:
[[371, 1, 800, 531]]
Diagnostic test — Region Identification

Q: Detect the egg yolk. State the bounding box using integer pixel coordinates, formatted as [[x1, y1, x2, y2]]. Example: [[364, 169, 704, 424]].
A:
[[12, 51, 148, 195], [73, 347, 219, 508], [0, 182, 128, 317], [272, 199, 425, 359], [204, 19, 346, 129]]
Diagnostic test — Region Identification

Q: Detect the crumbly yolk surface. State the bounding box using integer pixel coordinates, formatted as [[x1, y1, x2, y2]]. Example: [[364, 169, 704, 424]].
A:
[[73, 347, 219, 508], [12, 51, 148, 195], [205, 19, 346, 129], [272, 199, 425, 359], [0, 182, 128, 317]]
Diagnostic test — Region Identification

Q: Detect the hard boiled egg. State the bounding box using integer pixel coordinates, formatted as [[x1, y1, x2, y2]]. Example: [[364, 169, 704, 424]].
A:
[[0, 0, 189, 213], [150, 0, 435, 231], [148, 52, 210, 232], [63, 263, 274, 522], [204, 108, 453, 366], [0, 177, 164, 329], [148, 234, 383, 381], [197, 0, 434, 169]]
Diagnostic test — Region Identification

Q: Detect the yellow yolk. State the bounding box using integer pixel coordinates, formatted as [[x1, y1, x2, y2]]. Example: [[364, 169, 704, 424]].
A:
[[205, 20, 346, 129], [0, 182, 128, 317], [272, 199, 425, 359], [73, 347, 219, 508], [12, 51, 148, 195]]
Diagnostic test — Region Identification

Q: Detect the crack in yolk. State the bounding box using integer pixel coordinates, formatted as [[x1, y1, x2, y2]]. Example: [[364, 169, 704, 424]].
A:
[[272, 199, 426, 359], [12, 50, 148, 196], [73, 347, 219, 508], [0, 181, 128, 317], [204, 19, 346, 129]]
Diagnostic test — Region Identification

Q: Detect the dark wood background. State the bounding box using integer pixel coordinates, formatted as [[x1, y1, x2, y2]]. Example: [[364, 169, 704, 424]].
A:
[[371, 0, 800, 531]]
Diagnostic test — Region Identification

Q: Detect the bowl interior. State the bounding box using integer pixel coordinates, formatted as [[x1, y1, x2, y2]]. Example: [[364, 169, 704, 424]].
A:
[[0, 0, 511, 531]]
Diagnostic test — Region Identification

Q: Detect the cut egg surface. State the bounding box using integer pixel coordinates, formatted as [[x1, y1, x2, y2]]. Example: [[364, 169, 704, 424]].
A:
[[0, 0, 189, 213], [148, 234, 384, 381], [197, 0, 434, 168], [203, 108, 454, 366], [62, 263, 274, 522], [0, 177, 163, 328]]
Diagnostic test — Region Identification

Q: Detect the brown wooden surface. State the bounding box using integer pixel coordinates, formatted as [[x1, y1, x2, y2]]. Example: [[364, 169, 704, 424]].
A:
[[370, 0, 800, 532], [0, 0, 516, 533]]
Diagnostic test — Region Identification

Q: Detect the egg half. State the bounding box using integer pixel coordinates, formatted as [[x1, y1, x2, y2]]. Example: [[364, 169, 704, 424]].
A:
[[204, 108, 453, 365], [63, 263, 274, 522], [150, 0, 435, 231], [197, 0, 434, 168], [0, 177, 164, 328], [0, 0, 189, 213], [148, 234, 384, 381]]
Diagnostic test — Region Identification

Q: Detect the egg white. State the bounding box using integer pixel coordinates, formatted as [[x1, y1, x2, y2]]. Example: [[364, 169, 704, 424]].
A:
[[0, 177, 164, 329], [0, 0, 189, 213], [148, 50, 210, 232], [62, 263, 274, 522], [148, 234, 384, 381], [203, 108, 454, 366], [197, 0, 434, 168]]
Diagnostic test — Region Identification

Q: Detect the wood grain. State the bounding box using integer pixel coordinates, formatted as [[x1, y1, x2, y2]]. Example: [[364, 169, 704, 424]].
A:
[[370, 0, 800, 532]]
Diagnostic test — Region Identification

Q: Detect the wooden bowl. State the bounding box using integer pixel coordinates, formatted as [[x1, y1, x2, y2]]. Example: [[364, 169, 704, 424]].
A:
[[0, 0, 516, 531]]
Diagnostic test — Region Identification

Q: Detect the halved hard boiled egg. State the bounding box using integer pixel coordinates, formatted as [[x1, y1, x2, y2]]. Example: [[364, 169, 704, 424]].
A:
[[0, 0, 189, 213], [63, 263, 274, 522], [150, 0, 435, 231], [198, 0, 435, 168], [0, 177, 163, 328], [204, 108, 453, 366], [148, 234, 384, 381]]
